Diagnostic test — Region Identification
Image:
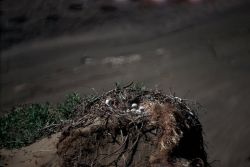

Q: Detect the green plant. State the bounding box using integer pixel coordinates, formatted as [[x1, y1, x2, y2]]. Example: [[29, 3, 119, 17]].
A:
[[57, 93, 82, 119], [0, 93, 82, 149]]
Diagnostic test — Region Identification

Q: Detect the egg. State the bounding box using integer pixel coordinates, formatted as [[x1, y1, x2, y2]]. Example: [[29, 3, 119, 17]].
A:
[[131, 103, 138, 108], [105, 99, 113, 106], [131, 108, 136, 112], [136, 110, 142, 114], [139, 106, 145, 112]]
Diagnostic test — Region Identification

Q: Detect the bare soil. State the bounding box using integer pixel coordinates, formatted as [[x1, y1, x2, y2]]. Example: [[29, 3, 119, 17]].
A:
[[0, 133, 60, 167]]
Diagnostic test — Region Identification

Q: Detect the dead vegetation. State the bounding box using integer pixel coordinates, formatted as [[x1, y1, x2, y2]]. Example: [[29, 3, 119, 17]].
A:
[[56, 83, 208, 167]]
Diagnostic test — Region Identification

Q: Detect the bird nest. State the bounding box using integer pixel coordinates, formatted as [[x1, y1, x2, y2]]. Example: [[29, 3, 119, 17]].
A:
[[57, 85, 208, 167]]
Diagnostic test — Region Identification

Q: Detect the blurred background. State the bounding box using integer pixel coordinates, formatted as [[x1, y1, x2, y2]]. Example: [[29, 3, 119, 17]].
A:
[[0, 0, 250, 166]]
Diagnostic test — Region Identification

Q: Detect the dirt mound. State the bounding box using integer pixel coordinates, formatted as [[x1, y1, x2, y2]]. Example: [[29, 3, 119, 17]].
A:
[[57, 85, 208, 167], [0, 133, 60, 167]]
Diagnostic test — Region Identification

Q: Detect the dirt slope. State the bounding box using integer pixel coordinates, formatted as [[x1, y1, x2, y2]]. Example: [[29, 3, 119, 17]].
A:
[[0, 133, 60, 167]]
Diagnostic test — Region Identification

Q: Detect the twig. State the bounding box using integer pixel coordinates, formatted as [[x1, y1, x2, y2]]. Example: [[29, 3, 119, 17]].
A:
[[126, 135, 141, 167]]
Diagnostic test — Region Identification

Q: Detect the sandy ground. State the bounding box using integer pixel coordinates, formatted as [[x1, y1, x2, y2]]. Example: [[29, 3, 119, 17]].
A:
[[0, 133, 61, 167], [1, 0, 250, 166]]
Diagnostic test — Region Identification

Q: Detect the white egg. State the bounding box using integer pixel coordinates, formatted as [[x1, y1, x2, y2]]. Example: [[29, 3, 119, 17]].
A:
[[131, 103, 138, 108], [105, 99, 110, 106], [139, 106, 145, 112], [136, 110, 142, 114], [131, 108, 136, 112]]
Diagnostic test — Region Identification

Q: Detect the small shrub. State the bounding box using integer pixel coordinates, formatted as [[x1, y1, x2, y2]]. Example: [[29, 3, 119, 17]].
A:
[[0, 93, 82, 149], [57, 93, 82, 119]]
